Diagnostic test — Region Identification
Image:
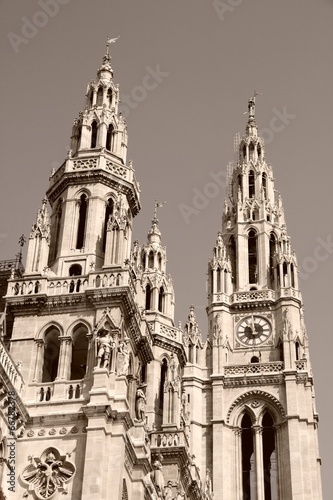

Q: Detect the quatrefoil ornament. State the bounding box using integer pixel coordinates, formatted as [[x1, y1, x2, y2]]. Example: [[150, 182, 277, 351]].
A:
[[22, 447, 76, 499]]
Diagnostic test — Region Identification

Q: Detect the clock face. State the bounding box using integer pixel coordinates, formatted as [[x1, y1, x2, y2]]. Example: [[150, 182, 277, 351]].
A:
[[236, 316, 271, 346]]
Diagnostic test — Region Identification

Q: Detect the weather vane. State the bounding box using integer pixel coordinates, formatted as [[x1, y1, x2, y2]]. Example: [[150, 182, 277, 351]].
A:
[[106, 35, 119, 56], [244, 90, 263, 116], [153, 199, 166, 220]]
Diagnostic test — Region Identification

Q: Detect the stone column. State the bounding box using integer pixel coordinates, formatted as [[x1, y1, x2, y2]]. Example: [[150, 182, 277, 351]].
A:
[[57, 337, 73, 380], [33, 339, 44, 382], [254, 425, 265, 500]]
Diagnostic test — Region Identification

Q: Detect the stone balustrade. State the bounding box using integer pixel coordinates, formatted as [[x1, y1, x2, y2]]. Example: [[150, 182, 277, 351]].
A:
[[295, 359, 307, 371], [6, 269, 136, 298], [231, 289, 276, 304], [146, 320, 182, 343], [0, 342, 24, 395], [36, 380, 84, 403], [150, 429, 188, 449], [49, 152, 139, 190], [224, 361, 284, 376]]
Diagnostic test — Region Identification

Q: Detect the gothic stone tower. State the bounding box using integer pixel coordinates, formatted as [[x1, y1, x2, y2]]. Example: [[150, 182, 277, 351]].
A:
[[182, 97, 323, 499], [3, 46, 202, 500]]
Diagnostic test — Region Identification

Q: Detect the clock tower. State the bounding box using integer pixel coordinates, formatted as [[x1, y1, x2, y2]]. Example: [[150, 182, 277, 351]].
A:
[[183, 96, 322, 499]]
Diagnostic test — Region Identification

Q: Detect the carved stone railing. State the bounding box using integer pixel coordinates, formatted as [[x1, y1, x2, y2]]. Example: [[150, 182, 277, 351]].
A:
[[146, 320, 182, 343], [6, 269, 136, 298], [35, 380, 84, 403], [150, 429, 188, 449], [49, 153, 139, 188], [0, 342, 24, 395], [224, 361, 284, 376], [231, 289, 276, 304]]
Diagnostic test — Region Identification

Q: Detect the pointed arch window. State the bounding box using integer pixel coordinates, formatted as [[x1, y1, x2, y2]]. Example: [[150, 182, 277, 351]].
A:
[[295, 341, 300, 360], [269, 233, 276, 286], [76, 194, 88, 249], [249, 142, 255, 160], [283, 262, 288, 287], [229, 236, 236, 285], [148, 251, 154, 269], [90, 121, 98, 148], [157, 253, 162, 271], [242, 144, 247, 161], [145, 284, 151, 310], [262, 173, 267, 199], [241, 413, 254, 499], [102, 198, 114, 252], [249, 170, 255, 198], [96, 87, 103, 106], [291, 263, 295, 288], [248, 230, 258, 284], [159, 358, 168, 410], [42, 328, 60, 382], [70, 326, 88, 380], [257, 144, 262, 160], [262, 412, 278, 499], [216, 268, 221, 293], [238, 174, 243, 197], [107, 88, 112, 107], [106, 124, 114, 151], [158, 287, 165, 313]]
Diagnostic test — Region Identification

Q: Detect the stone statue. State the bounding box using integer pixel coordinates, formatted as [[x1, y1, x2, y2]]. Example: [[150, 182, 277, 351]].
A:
[[164, 480, 173, 500], [151, 454, 165, 497], [116, 340, 129, 375], [135, 387, 146, 422], [204, 468, 213, 496], [96, 328, 115, 369]]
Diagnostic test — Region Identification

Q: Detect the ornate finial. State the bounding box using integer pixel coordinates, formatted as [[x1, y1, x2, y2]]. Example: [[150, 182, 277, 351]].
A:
[[106, 35, 119, 57]]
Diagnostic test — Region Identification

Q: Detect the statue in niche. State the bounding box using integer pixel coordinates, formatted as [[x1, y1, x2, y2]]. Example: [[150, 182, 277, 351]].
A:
[[135, 386, 147, 422], [96, 328, 115, 369], [116, 339, 129, 375]]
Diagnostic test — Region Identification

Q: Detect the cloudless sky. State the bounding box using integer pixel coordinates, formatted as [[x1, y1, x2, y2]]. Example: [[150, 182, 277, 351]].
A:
[[0, 0, 332, 496]]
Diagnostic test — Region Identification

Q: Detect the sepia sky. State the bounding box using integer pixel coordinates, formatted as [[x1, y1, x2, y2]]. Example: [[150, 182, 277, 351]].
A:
[[0, 0, 332, 495]]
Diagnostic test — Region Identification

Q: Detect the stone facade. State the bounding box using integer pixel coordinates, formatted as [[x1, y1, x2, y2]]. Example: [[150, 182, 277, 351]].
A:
[[0, 51, 322, 499]]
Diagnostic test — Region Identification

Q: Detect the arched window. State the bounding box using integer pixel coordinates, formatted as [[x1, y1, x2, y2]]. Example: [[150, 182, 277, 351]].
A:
[[159, 359, 168, 410], [50, 200, 62, 263], [291, 263, 295, 288], [148, 251, 154, 269], [262, 412, 278, 499], [295, 341, 300, 360], [224, 269, 228, 292], [76, 194, 88, 249], [102, 198, 114, 252], [269, 233, 276, 286], [89, 91, 93, 108], [251, 356, 259, 363], [262, 172, 267, 199], [70, 325, 88, 380], [257, 144, 262, 160], [106, 124, 114, 151], [90, 121, 98, 148], [145, 284, 151, 310], [242, 144, 247, 161], [229, 236, 236, 285], [216, 268, 221, 293], [249, 170, 255, 198], [238, 174, 243, 197], [107, 88, 112, 107], [157, 253, 162, 271], [158, 287, 165, 313], [42, 328, 60, 382], [96, 87, 103, 106], [283, 262, 288, 287], [241, 413, 254, 499], [249, 142, 255, 160], [248, 230, 257, 284], [69, 264, 82, 276]]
